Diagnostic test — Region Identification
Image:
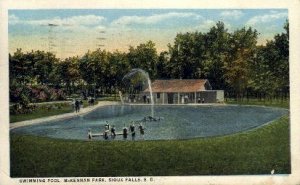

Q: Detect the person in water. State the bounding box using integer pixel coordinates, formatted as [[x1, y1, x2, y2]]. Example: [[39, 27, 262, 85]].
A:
[[129, 123, 135, 140], [145, 116, 161, 122], [131, 130, 136, 140], [111, 125, 116, 137], [88, 129, 92, 140], [123, 126, 128, 139], [103, 130, 109, 140], [105, 121, 110, 130], [130, 123, 135, 133], [138, 124, 145, 135]]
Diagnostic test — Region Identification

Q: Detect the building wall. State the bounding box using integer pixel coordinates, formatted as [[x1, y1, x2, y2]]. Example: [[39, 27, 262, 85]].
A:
[[216, 90, 224, 103], [153, 92, 165, 104], [199, 91, 217, 103], [142, 90, 224, 104], [198, 90, 224, 103]]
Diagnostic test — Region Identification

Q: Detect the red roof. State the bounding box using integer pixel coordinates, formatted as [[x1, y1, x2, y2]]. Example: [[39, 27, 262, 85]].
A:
[[145, 79, 209, 93]]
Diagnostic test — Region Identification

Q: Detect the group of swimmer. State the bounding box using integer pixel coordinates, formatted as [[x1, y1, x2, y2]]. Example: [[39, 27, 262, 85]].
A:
[[102, 122, 117, 140], [122, 122, 145, 140], [142, 116, 162, 122], [87, 115, 164, 140], [88, 121, 145, 140]]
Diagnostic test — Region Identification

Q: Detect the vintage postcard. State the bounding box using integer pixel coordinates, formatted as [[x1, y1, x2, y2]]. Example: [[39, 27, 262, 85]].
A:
[[1, 0, 300, 185]]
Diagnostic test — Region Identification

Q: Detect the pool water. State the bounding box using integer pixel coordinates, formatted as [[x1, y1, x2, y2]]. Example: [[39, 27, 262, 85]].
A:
[[11, 105, 288, 141]]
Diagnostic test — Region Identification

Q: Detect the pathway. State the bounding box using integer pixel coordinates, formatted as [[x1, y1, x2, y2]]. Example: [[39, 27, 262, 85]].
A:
[[10, 101, 119, 130]]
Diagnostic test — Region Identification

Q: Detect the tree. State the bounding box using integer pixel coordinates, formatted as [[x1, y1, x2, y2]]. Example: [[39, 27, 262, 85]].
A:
[[223, 27, 258, 100], [204, 21, 230, 90], [58, 56, 81, 94], [106, 51, 131, 93], [33, 50, 57, 85], [9, 49, 35, 85], [9, 20, 289, 102], [249, 20, 289, 100], [156, 51, 170, 79], [127, 41, 158, 79], [168, 32, 207, 79], [79, 49, 109, 95]]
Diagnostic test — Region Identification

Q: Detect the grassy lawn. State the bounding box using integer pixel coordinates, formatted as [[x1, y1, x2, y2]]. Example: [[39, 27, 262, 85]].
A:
[[10, 100, 100, 123], [10, 106, 73, 123], [10, 104, 73, 123], [225, 98, 289, 109], [10, 115, 290, 177]]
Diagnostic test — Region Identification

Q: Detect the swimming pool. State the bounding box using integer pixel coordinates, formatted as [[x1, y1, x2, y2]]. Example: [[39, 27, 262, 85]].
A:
[[10, 105, 288, 141]]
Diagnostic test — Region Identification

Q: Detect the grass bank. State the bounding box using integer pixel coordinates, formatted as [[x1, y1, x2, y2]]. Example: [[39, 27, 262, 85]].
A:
[[10, 103, 73, 123], [225, 98, 289, 109], [10, 115, 290, 177], [10, 100, 99, 123]]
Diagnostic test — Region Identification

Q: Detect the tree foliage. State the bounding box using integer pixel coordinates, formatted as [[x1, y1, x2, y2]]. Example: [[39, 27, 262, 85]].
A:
[[9, 21, 289, 103]]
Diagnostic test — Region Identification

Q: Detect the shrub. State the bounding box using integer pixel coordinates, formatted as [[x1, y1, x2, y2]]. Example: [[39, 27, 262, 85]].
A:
[[9, 85, 36, 114], [49, 89, 66, 101], [11, 85, 67, 104], [10, 85, 67, 114]]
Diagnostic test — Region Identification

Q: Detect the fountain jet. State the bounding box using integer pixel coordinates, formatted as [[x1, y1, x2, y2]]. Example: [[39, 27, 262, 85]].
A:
[[122, 68, 154, 117]]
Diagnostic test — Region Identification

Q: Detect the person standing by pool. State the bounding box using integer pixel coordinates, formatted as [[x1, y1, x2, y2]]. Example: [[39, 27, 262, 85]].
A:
[[75, 100, 80, 113]]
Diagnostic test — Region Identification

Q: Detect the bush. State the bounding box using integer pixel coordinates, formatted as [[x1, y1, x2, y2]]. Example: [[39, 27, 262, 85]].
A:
[[10, 103, 36, 115], [10, 84, 67, 114], [51, 89, 66, 101], [10, 85, 36, 114], [10, 85, 67, 104]]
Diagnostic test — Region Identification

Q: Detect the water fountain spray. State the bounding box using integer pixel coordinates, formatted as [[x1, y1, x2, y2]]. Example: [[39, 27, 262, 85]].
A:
[[122, 68, 154, 117]]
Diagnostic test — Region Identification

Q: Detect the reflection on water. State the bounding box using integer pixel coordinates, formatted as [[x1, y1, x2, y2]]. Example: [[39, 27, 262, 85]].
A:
[[11, 105, 288, 141]]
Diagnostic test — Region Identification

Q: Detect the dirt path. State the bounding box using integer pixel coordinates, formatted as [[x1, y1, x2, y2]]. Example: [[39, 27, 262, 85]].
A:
[[10, 101, 119, 130]]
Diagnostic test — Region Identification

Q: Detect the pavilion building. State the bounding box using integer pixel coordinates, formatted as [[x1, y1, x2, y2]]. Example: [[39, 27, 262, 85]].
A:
[[143, 79, 224, 104]]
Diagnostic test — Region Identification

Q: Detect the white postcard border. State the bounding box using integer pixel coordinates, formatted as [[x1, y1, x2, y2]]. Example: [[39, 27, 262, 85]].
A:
[[1, 0, 300, 185]]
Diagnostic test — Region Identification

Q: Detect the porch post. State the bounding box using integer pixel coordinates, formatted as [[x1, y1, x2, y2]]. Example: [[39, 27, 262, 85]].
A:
[[178, 92, 180, 104], [195, 92, 197, 104]]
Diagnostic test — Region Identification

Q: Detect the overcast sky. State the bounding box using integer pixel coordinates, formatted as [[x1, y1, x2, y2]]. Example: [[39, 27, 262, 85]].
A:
[[9, 9, 288, 59]]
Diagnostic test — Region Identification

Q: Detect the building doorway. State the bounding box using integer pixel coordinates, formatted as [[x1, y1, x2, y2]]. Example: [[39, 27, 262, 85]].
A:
[[167, 93, 174, 104]]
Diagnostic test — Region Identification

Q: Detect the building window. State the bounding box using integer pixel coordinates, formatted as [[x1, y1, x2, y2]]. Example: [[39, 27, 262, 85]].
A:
[[157, 93, 160, 99]]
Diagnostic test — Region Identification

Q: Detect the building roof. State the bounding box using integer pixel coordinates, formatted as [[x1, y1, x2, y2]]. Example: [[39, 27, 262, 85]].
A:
[[144, 79, 210, 93]]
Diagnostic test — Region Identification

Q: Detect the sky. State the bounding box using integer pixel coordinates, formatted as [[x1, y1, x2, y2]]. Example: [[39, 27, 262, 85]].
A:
[[9, 9, 288, 59]]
